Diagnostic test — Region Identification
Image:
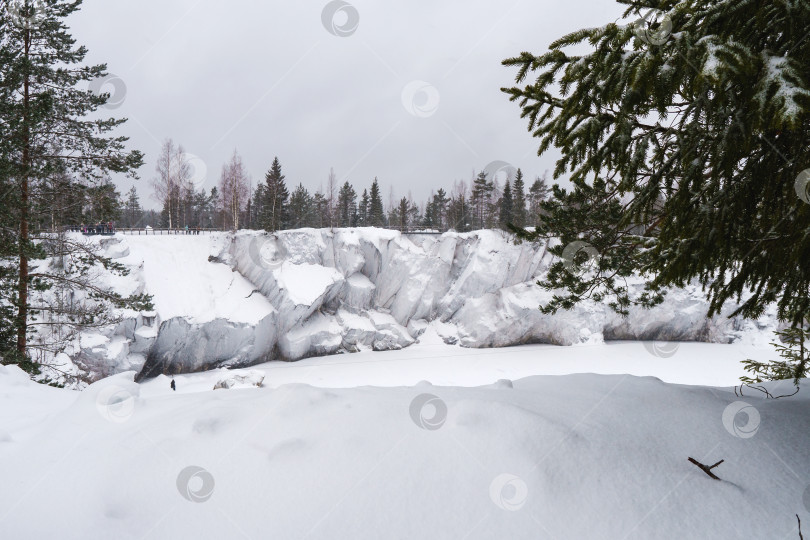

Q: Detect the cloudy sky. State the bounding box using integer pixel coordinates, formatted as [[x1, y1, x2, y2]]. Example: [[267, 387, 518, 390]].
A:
[[68, 0, 625, 208]]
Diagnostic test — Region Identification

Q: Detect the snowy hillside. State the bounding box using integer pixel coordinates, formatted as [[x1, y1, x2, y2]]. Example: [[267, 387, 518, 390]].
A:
[[55, 228, 777, 383], [12, 229, 800, 540], [0, 357, 807, 540]]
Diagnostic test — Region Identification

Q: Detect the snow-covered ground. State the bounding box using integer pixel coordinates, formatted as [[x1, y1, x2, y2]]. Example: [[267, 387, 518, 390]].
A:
[[1, 339, 808, 539], [11, 228, 803, 538], [140, 329, 764, 394]]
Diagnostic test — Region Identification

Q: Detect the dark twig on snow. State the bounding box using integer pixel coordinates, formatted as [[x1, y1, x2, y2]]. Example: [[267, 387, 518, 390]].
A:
[[798, 514, 804, 540], [735, 383, 800, 400], [687, 457, 724, 480]]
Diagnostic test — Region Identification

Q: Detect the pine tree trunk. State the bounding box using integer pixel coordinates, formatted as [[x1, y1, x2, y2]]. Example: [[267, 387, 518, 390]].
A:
[[16, 29, 31, 357]]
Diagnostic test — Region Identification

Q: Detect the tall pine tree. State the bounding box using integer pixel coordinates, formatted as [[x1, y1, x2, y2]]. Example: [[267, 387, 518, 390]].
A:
[[512, 169, 527, 229], [337, 181, 357, 227], [358, 188, 370, 226], [528, 175, 549, 219], [472, 171, 493, 229], [368, 178, 385, 227], [263, 157, 288, 232], [123, 186, 142, 228], [499, 178, 514, 229], [1, 0, 143, 367], [432, 188, 448, 230], [288, 183, 312, 229]]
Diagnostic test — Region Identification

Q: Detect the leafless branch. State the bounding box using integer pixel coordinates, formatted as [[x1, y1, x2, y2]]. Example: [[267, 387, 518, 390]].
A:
[[687, 457, 724, 480]]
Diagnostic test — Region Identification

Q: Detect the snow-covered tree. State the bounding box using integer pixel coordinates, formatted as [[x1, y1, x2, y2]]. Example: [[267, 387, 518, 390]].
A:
[[0, 0, 143, 369], [743, 327, 809, 387], [26, 232, 152, 382], [503, 0, 810, 331]]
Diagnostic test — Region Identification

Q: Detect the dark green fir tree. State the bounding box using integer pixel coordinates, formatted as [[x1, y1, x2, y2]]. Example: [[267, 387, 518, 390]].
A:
[[368, 178, 385, 227], [337, 181, 357, 227], [499, 178, 514, 229], [263, 157, 288, 232], [288, 183, 312, 229], [512, 169, 527, 230], [0, 0, 144, 371], [358, 188, 370, 226], [503, 0, 810, 380]]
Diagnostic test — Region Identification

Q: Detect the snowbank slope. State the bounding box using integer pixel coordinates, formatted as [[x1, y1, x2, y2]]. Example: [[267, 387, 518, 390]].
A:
[[0, 364, 806, 539]]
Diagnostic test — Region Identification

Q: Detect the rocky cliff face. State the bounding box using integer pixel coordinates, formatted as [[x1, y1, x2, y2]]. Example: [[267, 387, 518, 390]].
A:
[[70, 229, 772, 381]]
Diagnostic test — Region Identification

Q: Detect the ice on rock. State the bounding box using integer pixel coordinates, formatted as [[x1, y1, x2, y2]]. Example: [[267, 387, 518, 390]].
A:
[[366, 311, 415, 350], [276, 262, 344, 307], [62, 229, 777, 380], [279, 313, 343, 360], [450, 283, 589, 347], [136, 314, 277, 380], [336, 310, 378, 351], [406, 318, 429, 339], [232, 232, 343, 335], [332, 230, 366, 276], [602, 286, 734, 343], [213, 370, 265, 390], [340, 272, 376, 309]]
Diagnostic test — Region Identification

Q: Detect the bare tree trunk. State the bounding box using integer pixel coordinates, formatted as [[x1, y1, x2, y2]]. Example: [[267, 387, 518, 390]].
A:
[[327, 168, 337, 229], [219, 150, 248, 232], [167, 149, 173, 230], [16, 28, 32, 357], [167, 148, 174, 230]]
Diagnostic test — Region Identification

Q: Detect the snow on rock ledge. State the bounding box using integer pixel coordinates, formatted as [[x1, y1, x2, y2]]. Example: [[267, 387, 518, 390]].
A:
[[72, 229, 774, 380]]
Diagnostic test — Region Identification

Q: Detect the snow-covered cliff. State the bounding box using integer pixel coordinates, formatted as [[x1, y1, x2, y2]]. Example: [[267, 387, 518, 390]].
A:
[[65, 229, 774, 381]]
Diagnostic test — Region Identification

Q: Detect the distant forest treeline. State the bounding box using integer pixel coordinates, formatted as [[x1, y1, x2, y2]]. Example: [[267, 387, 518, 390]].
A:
[[39, 138, 551, 232]]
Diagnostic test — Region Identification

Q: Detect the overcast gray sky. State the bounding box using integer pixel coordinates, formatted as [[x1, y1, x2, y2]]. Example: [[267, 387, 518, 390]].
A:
[[68, 0, 624, 208]]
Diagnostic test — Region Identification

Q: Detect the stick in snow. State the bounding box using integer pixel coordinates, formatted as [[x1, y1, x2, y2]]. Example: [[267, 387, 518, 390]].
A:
[[687, 457, 724, 480]]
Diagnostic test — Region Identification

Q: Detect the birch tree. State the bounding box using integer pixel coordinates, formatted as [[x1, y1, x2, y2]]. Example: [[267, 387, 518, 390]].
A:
[[219, 150, 249, 231]]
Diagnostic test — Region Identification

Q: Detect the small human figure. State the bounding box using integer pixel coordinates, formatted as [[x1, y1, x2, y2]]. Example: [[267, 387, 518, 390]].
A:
[[170, 378, 176, 391]]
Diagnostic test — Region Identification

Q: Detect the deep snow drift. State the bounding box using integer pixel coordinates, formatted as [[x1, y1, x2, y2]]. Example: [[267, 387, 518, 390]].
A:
[[0, 352, 807, 540], [60, 229, 777, 382]]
